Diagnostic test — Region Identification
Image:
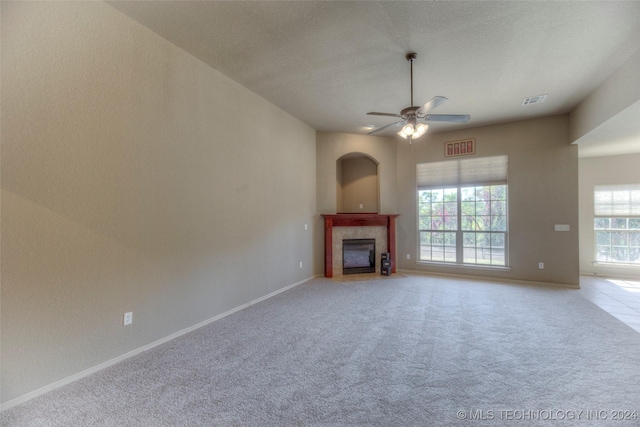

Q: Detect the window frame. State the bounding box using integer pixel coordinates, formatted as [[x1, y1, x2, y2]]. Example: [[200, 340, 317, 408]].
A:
[[593, 184, 640, 267], [417, 183, 509, 268], [593, 218, 640, 265]]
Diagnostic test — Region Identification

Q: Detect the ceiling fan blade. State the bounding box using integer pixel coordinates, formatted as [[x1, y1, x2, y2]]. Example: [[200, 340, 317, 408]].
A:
[[367, 112, 403, 118], [367, 120, 405, 135], [417, 96, 448, 115], [425, 114, 470, 123]]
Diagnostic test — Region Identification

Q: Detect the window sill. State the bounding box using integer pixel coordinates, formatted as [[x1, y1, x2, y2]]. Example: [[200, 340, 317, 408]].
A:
[[416, 261, 511, 272]]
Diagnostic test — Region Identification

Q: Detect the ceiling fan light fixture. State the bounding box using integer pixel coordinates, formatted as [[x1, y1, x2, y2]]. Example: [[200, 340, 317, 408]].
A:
[[397, 122, 428, 140], [414, 123, 428, 138]]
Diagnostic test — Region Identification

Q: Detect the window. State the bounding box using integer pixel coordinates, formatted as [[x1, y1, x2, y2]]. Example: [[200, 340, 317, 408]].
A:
[[594, 184, 640, 265], [417, 156, 508, 267], [418, 188, 458, 262]]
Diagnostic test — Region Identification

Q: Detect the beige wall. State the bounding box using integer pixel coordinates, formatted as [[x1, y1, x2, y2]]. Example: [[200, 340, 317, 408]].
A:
[[579, 153, 640, 279], [336, 158, 344, 213], [338, 156, 379, 213], [1, 2, 316, 404], [396, 115, 580, 286]]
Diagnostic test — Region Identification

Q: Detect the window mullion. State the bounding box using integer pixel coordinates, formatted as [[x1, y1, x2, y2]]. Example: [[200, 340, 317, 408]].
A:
[[456, 187, 463, 264]]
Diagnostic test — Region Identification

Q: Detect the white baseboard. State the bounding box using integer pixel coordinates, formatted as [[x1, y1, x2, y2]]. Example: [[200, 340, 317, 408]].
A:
[[0, 275, 317, 412], [580, 270, 640, 281], [399, 268, 580, 289]]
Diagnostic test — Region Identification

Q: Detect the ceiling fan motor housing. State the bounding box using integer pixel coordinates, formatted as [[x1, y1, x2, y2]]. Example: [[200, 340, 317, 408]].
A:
[[400, 106, 421, 118]]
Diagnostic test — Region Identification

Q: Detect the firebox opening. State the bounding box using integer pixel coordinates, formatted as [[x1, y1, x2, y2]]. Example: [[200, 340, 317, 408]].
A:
[[343, 239, 375, 274]]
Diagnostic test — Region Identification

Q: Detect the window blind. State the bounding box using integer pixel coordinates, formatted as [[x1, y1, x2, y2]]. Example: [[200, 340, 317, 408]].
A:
[[417, 155, 508, 189], [594, 184, 640, 216]]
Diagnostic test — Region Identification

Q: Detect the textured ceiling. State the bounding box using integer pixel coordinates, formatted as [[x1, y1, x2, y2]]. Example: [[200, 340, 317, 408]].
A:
[[107, 1, 640, 148]]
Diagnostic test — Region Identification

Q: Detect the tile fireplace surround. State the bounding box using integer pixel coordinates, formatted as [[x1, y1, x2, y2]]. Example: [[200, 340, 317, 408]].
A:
[[321, 214, 399, 278]]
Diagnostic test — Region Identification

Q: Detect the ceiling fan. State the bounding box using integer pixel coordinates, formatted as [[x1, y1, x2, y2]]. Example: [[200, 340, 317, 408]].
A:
[[367, 52, 470, 142]]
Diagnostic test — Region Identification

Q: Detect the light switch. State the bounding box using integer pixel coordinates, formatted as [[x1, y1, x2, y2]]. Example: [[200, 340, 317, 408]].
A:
[[554, 224, 570, 232]]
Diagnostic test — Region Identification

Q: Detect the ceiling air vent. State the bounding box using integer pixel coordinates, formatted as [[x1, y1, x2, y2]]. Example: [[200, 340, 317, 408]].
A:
[[522, 94, 547, 105]]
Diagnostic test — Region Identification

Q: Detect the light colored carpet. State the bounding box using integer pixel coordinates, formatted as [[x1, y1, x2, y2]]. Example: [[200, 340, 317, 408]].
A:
[[3, 274, 640, 426], [331, 273, 406, 282]]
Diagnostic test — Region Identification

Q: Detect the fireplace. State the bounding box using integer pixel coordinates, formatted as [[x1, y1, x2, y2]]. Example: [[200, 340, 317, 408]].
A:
[[321, 214, 399, 278], [343, 239, 375, 274]]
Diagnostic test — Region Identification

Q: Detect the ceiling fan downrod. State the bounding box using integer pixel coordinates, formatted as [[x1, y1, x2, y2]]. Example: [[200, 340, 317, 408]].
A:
[[407, 52, 417, 107]]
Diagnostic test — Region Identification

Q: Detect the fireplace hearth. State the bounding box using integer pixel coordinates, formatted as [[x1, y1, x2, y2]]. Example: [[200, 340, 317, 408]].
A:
[[343, 239, 375, 274]]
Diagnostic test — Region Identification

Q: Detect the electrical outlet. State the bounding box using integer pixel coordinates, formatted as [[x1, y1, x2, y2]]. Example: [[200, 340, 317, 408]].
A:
[[299, 261, 303, 269], [406, 254, 411, 260], [123, 312, 133, 326], [538, 262, 544, 270], [304, 223, 308, 231], [359, 203, 363, 209]]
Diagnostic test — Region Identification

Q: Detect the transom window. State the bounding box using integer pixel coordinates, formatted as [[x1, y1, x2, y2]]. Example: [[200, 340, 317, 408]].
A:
[[417, 156, 508, 267], [594, 184, 640, 265]]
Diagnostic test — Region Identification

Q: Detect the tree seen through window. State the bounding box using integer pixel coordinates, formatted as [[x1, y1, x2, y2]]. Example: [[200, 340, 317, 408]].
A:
[[419, 185, 507, 266]]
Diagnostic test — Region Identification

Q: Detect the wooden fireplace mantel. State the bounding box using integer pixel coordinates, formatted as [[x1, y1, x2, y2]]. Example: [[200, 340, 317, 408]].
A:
[[321, 214, 399, 278]]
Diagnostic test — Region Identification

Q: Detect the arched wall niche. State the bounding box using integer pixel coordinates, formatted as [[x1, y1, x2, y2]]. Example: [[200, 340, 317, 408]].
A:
[[336, 152, 380, 213]]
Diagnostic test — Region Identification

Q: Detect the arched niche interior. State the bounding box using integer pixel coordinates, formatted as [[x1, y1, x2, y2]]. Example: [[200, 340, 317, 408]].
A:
[[336, 153, 380, 213]]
